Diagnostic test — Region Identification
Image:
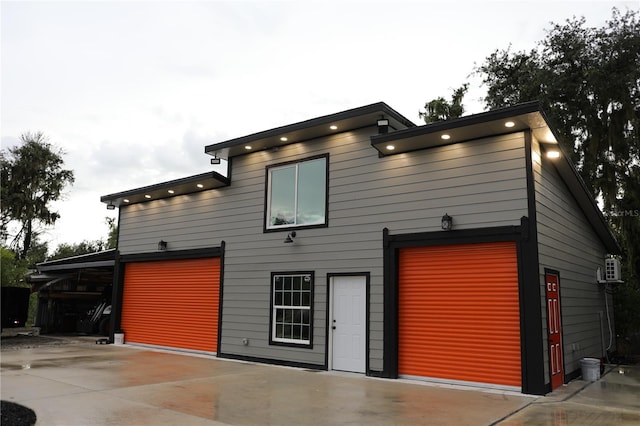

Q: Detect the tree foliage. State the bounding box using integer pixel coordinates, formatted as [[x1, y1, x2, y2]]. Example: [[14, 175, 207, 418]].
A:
[[1, 132, 75, 260], [419, 84, 469, 123], [475, 8, 639, 214], [48, 240, 108, 261], [474, 8, 640, 340], [422, 8, 640, 340], [106, 216, 118, 249], [0, 247, 28, 287], [48, 218, 117, 260]]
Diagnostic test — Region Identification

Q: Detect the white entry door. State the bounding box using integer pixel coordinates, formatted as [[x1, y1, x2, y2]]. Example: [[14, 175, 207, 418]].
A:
[[331, 276, 366, 373]]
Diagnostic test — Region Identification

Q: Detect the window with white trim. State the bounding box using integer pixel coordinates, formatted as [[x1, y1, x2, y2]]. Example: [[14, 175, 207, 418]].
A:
[[266, 156, 327, 229], [270, 273, 313, 346]]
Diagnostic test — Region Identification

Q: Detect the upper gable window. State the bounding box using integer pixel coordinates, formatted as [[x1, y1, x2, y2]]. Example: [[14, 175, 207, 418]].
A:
[[266, 155, 327, 230]]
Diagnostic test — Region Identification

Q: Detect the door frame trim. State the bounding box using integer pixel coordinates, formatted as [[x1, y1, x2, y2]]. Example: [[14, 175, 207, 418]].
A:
[[325, 273, 370, 374], [544, 268, 564, 389], [382, 217, 546, 395], [111, 246, 224, 351]]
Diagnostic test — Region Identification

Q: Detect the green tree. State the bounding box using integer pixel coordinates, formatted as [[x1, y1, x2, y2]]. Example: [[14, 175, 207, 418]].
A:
[[106, 217, 118, 249], [48, 217, 117, 260], [419, 84, 469, 123], [474, 8, 640, 342], [49, 240, 107, 261], [475, 8, 639, 213], [423, 8, 640, 342], [1, 132, 75, 260], [0, 246, 28, 287]]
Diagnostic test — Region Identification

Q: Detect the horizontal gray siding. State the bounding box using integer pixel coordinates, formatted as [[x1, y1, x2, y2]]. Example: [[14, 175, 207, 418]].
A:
[[533, 138, 613, 382], [118, 128, 528, 369]]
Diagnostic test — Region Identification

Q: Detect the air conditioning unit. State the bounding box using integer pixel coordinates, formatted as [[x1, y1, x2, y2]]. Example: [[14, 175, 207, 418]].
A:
[[605, 258, 621, 282]]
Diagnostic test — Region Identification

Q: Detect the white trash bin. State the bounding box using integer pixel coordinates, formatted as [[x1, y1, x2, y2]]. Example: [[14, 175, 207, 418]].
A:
[[114, 331, 125, 345], [580, 357, 600, 381]]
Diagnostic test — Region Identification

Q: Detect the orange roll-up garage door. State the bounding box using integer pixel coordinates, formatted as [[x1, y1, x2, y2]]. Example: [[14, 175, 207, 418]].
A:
[[399, 242, 521, 387], [121, 257, 220, 353]]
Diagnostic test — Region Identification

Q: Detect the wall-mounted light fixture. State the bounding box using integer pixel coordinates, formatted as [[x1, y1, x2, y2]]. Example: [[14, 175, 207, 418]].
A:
[[377, 118, 389, 134], [284, 232, 296, 244], [158, 240, 168, 251], [106, 203, 116, 210], [441, 213, 453, 231], [210, 155, 221, 165]]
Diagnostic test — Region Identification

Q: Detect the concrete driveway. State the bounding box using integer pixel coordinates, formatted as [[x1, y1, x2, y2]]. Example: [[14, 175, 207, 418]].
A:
[[1, 337, 638, 425]]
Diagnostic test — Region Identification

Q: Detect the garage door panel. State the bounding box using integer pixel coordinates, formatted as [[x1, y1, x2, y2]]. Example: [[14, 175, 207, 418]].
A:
[[399, 242, 521, 388], [122, 257, 220, 353]]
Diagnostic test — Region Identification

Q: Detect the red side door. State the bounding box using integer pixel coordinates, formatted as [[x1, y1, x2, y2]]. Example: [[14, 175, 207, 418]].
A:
[[546, 272, 564, 389]]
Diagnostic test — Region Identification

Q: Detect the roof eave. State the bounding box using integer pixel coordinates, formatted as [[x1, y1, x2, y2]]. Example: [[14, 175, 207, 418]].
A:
[[204, 102, 416, 159], [100, 171, 230, 207], [371, 101, 620, 255], [371, 101, 558, 154]]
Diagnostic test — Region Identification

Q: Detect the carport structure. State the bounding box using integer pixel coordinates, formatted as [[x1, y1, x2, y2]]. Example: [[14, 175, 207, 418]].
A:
[[29, 250, 115, 334]]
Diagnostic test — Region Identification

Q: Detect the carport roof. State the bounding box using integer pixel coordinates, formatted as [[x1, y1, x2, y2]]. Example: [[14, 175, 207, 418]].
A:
[[36, 249, 116, 272]]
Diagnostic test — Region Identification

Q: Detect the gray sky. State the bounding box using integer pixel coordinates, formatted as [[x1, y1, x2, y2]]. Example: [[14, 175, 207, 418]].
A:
[[2, 0, 637, 252]]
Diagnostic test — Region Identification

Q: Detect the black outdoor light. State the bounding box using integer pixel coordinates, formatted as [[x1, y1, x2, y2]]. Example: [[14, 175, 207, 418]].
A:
[[441, 213, 453, 231], [284, 232, 296, 244], [377, 118, 389, 134], [158, 240, 168, 251], [106, 203, 116, 210]]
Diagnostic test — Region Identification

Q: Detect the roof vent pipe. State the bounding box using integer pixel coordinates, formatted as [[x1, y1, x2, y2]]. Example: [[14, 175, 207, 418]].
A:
[[377, 118, 389, 134]]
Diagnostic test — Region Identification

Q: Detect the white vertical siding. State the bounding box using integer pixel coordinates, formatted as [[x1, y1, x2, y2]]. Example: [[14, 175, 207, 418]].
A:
[[117, 128, 528, 368]]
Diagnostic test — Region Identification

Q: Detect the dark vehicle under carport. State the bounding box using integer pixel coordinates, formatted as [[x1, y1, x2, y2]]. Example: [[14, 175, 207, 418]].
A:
[[29, 250, 115, 335]]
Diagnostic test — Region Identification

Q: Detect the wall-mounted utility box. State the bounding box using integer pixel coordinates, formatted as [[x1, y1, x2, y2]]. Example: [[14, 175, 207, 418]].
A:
[[605, 258, 621, 282]]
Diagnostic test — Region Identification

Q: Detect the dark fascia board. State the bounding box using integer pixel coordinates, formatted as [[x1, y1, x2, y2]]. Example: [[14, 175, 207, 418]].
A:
[[372, 101, 620, 255], [37, 249, 116, 267], [540, 143, 622, 254], [38, 260, 114, 272], [371, 101, 557, 153], [100, 171, 230, 208], [36, 249, 116, 272], [204, 102, 416, 159]]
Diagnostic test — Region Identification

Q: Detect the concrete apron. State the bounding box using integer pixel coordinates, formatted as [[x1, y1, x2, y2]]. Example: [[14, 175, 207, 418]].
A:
[[1, 340, 638, 426]]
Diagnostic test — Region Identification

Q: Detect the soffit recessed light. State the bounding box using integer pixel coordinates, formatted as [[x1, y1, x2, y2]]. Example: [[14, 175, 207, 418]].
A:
[[144, 194, 151, 199], [505, 121, 515, 128], [244, 145, 252, 150], [330, 125, 338, 130], [386, 145, 395, 151], [196, 183, 204, 188], [167, 189, 175, 194], [123, 199, 130, 203], [441, 134, 451, 140], [280, 137, 288, 142], [547, 150, 561, 159]]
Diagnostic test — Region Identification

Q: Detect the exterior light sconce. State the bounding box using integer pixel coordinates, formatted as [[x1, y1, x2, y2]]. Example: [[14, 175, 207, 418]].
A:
[[441, 213, 453, 231], [284, 232, 296, 244], [546, 150, 561, 159], [158, 240, 168, 251], [210, 155, 221, 165], [106, 203, 116, 210], [377, 118, 389, 134]]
